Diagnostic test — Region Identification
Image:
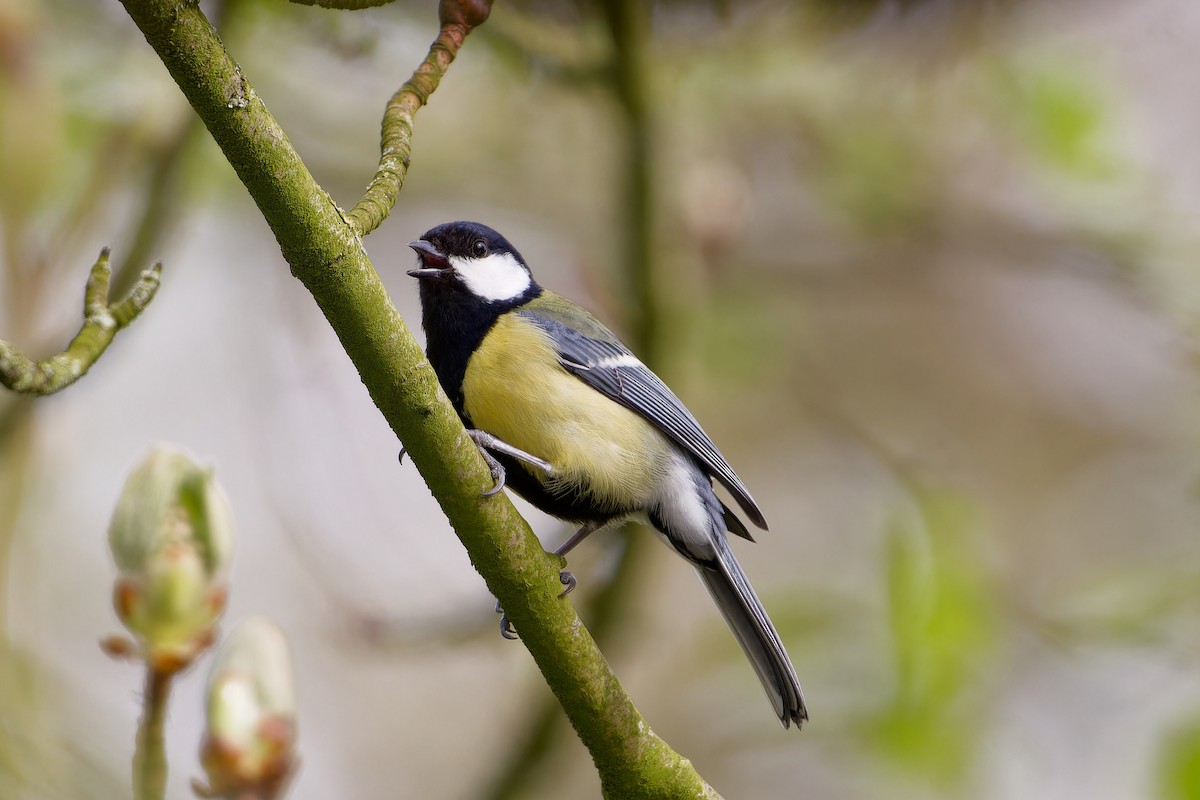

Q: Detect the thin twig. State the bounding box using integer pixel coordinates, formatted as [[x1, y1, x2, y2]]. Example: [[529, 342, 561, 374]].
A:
[[133, 666, 175, 800], [0, 249, 162, 395], [345, 0, 493, 236]]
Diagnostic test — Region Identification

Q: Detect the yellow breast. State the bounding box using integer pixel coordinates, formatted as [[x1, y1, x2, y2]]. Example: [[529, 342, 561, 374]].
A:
[[462, 314, 670, 511]]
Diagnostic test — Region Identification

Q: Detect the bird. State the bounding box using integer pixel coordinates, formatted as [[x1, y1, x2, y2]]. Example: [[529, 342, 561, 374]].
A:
[[407, 220, 806, 728]]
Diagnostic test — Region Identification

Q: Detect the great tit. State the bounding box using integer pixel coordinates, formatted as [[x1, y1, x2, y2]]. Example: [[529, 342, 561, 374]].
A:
[[407, 220, 807, 728]]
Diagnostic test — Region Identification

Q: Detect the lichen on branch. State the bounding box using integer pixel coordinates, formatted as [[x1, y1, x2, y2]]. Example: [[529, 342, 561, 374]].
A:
[[0, 248, 161, 395], [345, 0, 493, 236]]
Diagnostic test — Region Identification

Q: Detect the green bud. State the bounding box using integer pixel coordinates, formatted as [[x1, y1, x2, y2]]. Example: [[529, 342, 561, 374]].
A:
[[108, 445, 234, 670], [199, 617, 297, 799]]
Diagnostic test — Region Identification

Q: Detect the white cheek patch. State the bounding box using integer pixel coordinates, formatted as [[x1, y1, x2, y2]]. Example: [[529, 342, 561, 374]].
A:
[[451, 252, 532, 302]]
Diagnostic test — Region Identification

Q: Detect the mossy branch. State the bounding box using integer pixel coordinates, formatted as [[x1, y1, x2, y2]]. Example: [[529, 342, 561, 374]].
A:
[[0, 248, 161, 395], [344, 0, 492, 236], [117, 1, 719, 796]]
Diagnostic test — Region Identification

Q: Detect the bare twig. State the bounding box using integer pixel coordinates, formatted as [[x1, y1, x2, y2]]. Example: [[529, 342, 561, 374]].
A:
[[345, 0, 493, 236], [0, 248, 161, 395], [134, 666, 175, 800]]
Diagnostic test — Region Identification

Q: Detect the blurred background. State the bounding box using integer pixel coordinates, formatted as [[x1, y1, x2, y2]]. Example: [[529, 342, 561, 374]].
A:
[[3, 0, 1200, 797]]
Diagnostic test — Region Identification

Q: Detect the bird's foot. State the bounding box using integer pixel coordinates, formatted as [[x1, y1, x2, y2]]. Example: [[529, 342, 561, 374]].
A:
[[467, 429, 554, 498], [492, 569, 575, 641], [473, 444, 507, 497], [494, 599, 518, 640]]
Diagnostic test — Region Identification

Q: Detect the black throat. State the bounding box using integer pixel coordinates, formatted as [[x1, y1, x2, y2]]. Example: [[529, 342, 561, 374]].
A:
[[419, 281, 542, 420]]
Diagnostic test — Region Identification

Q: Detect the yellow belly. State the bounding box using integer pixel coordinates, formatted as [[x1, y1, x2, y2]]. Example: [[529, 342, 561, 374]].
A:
[[462, 314, 670, 511]]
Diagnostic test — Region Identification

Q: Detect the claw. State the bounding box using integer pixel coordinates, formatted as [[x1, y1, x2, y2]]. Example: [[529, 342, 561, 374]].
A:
[[475, 446, 507, 497], [397, 446, 406, 465], [492, 570, 572, 639], [495, 601, 519, 640]]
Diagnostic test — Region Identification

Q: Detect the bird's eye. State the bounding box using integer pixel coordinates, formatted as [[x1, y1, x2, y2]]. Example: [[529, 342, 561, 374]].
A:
[[472, 239, 488, 258]]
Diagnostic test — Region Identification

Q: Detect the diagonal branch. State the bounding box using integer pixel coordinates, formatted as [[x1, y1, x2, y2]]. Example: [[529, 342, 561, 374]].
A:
[[0, 248, 161, 395], [117, 1, 719, 797], [345, 0, 492, 236]]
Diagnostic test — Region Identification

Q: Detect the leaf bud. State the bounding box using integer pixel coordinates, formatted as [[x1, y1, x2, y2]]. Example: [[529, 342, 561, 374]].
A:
[[108, 445, 234, 671], [197, 617, 298, 799]]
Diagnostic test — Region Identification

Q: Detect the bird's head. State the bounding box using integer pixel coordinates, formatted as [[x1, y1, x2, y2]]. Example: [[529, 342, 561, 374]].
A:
[[408, 221, 536, 304]]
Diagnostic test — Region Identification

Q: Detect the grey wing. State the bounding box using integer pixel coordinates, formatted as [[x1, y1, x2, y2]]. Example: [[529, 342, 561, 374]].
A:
[[519, 310, 768, 531]]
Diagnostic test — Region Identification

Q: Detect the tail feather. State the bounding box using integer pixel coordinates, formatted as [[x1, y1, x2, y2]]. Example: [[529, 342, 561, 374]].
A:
[[696, 536, 807, 728]]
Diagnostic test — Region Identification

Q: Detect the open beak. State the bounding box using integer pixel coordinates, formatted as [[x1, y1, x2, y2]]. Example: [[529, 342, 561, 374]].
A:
[[407, 240, 452, 279]]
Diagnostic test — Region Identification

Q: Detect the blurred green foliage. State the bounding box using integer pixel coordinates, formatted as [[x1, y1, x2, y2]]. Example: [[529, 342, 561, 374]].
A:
[[1049, 565, 1200, 648], [820, 126, 933, 235], [868, 486, 996, 786], [0, 645, 123, 799], [1159, 716, 1200, 800], [993, 59, 1118, 179]]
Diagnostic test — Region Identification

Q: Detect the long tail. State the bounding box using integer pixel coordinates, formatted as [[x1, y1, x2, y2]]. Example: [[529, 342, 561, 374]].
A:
[[696, 535, 807, 728]]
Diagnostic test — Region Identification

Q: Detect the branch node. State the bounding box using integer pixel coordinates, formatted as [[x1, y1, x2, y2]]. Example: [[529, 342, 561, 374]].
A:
[[225, 71, 252, 109], [438, 0, 492, 32]]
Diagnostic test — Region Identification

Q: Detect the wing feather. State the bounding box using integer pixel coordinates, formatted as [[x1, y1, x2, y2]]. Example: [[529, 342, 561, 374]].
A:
[[517, 299, 768, 531]]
